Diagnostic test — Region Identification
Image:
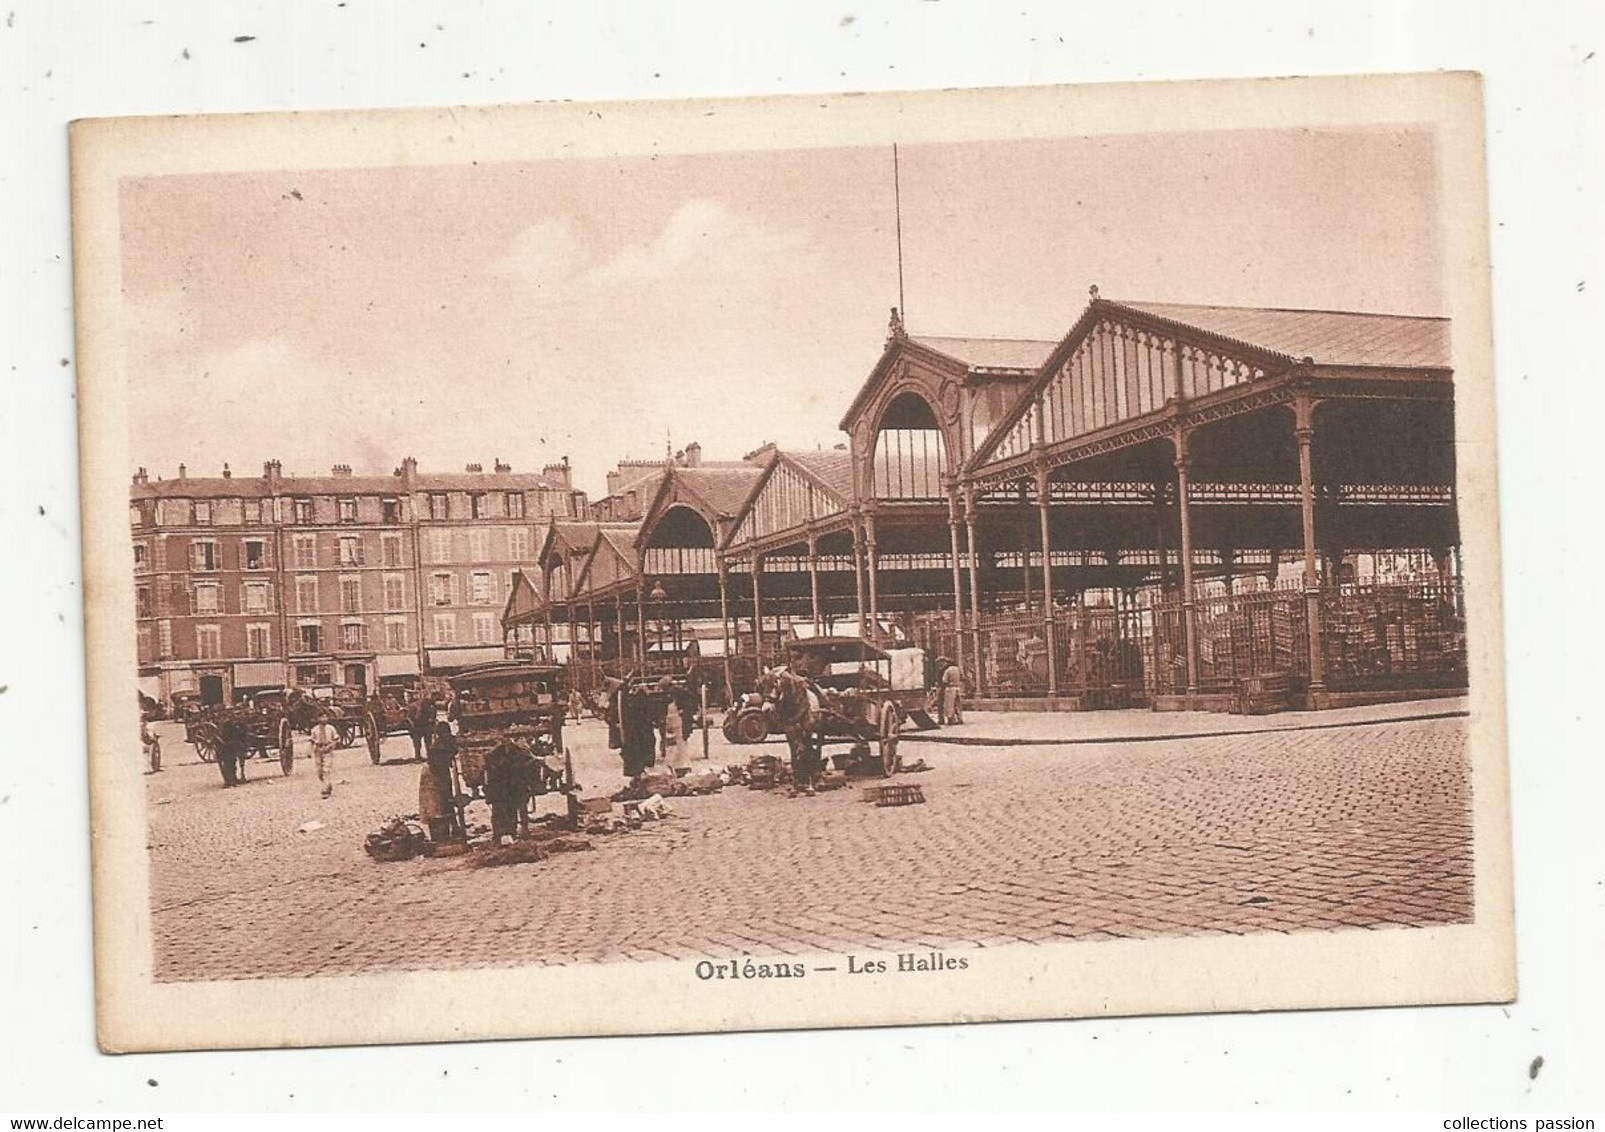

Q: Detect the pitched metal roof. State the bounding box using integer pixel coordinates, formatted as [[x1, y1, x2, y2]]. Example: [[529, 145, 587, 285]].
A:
[[675, 466, 765, 517], [1113, 301, 1451, 370], [784, 448, 855, 501], [597, 526, 642, 571], [908, 335, 1059, 373]]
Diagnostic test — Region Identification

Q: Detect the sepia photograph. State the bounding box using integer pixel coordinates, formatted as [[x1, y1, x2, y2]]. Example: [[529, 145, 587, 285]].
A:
[[70, 73, 1512, 1051]]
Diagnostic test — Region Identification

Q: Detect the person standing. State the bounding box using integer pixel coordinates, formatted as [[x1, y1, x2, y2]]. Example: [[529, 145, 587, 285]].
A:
[[657, 678, 691, 774], [619, 684, 656, 780], [215, 718, 247, 788], [141, 718, 162, 774], [419, 720, 460, 842], [568, 687, 585, 723], [938, 656, 964, 725], [310, 712, 341, 799]]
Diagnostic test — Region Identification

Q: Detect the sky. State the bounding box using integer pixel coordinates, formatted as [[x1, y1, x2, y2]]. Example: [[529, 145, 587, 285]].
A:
[[120, 125, 1445, 498]]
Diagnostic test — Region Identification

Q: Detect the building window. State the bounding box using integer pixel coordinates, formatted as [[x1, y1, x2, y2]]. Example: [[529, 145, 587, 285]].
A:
[[243, 499, 262, 524], [472, 612, 497, 644], [381, 532, 404, 568], [383, 573, 406, 611], [428, 493, 448, 520], [129, 504, 145, 529], [132, 541, 149, 572], [295, 575, 318, 614], [428, 529, 452, 563], [338, 534, 363, 567], [194, 582, 220, 615], [506, 492, 525, 519], [467, 528, 490, 561], [295, 662, 330, 687], [194, 500, 212, 526], [196, 624, 222, 660], [244, 581, 270, 614], [507, 528, 530, 560], [338, 497, 357, 524], [190, 539, 219, 572], [293, 498, 314, 524], [137, 623, 153, 660], [432, 613, 457, 644], [297, 621, 323, 654], [246, 623, 272, 659], [469, 570, 493, 606], [243, 538, 268, 570], [384, 618, 408, 652], [340, 575, 362, 614], [429, 572, 456, 607], [293, 534, 316, 569], [340, 621, 366, 651], [381, 497, 402, 524], [135, 585, 152, 618]]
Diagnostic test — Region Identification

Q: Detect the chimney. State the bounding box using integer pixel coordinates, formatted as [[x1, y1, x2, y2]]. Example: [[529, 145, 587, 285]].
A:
[[263, 459, 282, 485], [542, 459, 572, 490], [494, 458, 512, 474], [399, 456, 418, 488], [332, 463, 353, 477], [465, 462, 483, 474], [177, 463, 187, 480], [606, 470, 623, 498], [132, 467, 149, 486], [222, 463, 232, 479], [684, 441, 702, 468]]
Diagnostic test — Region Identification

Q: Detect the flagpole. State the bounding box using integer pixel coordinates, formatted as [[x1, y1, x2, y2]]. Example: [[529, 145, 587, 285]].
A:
[[893, 142, 906, 316]]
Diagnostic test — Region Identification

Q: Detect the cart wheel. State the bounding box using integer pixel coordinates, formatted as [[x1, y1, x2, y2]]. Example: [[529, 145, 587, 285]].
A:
[[195, 733, 216, 763], [878, 702, 902, 777], [278, 718, 294, 776], [366, 712, 382, 764], [735, 710, 769, 745], [336, 723, 356, 749]]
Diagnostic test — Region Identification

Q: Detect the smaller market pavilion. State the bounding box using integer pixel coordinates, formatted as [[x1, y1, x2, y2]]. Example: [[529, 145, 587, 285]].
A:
[[714, 315, 1058, 683]]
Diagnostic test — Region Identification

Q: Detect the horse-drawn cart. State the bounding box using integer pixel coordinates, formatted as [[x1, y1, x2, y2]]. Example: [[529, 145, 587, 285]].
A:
[[448, 663, 578, 840], [728, 635, 937, 767], [759, 637, 942, 778], [186, 703, 297, 776]]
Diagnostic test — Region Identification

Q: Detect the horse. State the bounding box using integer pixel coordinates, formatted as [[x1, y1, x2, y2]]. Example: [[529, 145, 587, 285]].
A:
[[407, 693, 438, 762], [762, 666, 824, 795]]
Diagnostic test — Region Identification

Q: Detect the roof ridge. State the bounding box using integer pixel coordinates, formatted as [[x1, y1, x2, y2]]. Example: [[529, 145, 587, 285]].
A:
[[1115, 298, 1448, 322]]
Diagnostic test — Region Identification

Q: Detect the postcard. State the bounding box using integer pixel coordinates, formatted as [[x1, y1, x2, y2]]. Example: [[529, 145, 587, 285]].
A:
[[71, 72, 1512, 1051]]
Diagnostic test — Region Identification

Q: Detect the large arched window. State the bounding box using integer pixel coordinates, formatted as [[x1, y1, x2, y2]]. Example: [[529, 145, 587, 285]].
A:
[[872, 391, 947, 500], [643, 504, 718, 575]]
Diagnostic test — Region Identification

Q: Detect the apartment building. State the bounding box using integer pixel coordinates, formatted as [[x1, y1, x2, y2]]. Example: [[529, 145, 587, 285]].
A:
[[131, 457, 586, 706]]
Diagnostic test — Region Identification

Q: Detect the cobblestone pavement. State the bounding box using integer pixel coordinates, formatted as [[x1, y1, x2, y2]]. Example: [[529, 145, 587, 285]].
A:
[[142, 706, 1473, 981]]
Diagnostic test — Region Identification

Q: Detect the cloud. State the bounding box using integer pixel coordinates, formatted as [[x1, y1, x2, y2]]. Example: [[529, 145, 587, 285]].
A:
[[586, 198, 809, 287], [490, 199, 813, 301], [487, 216, 589, 286]]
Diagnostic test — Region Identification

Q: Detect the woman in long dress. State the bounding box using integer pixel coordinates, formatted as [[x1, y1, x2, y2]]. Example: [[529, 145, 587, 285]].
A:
[[418, 721, 459, 841]]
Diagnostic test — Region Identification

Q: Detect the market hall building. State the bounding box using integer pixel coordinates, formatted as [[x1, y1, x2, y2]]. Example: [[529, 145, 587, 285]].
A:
[[508, 289, 1466, 714]]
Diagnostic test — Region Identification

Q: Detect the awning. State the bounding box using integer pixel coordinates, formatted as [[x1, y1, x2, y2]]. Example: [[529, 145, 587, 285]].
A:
[[377, 653, 422, 678], [426, 646, 509, 673], [137, 675, 163, 700], [233, 660, 285, 688]]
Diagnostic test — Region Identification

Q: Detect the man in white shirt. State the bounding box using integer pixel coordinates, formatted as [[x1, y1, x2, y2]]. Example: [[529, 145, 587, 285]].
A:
[[310, 713, 341, 799]]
